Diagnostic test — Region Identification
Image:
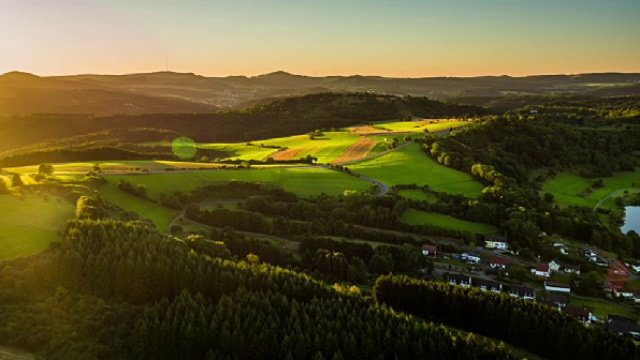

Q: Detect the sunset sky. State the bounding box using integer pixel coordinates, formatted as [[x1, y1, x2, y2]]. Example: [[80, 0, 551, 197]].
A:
[[1, 0, 639, 77]]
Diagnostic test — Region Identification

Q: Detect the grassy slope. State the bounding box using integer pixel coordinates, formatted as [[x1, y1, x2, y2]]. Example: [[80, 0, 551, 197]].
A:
[[104, 167, 372, 198], [0, 194, 74, 260], [349, 143, 484, 198], [259, 132, 365, 163], [397, 189, 438, 201], [543, 171, 640, 208], [373, 120, 469, 133], [569, 296, 638, 320], [197, 143, 279, 161], [401, 209, 497, 234], [98, 183, 177, 231]]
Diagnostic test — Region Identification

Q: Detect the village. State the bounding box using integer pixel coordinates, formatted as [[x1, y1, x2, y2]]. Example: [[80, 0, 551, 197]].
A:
[[421, 234, 640, 338]]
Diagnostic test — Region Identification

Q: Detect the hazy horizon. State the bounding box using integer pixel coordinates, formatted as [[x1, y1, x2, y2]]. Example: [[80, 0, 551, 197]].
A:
[[2, 0, 639, 78]]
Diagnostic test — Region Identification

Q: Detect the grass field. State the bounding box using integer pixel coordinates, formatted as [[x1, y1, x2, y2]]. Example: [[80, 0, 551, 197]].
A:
[[6, 160, 224, 176], [349, 143, 485, 198], [197, 143, 279, 161], [543, 171, 640, 209], [373, 119, 469, 133], [569, 296, 638, 320], [401, 209, 498, 234], [99, 183, 177, 231], [104, 167, 372, 198], [0, 194, 75, 260], [397, 189, 439, 201]]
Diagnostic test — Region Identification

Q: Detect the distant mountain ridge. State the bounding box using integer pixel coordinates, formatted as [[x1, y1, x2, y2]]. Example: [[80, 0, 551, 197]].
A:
[[1, 70, 639, 115]]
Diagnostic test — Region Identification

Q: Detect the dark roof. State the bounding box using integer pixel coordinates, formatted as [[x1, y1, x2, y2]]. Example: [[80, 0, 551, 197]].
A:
[[490, 257, 509, 266], [476, 279, 502, 289], [545, 281, 571, 289], [510, 285, 535, 297], [562, 306, 590, 319], [485, 235, 507, 242], [603, 318, 640, 335], [422, 244, 437, 252], [607, 314, 637, 324], [468, 251, 481, 257], [448, 274, 471, 284], [536, 263, 550, 272], [563, 263, 580, 271], [546, 293, 568, 304]]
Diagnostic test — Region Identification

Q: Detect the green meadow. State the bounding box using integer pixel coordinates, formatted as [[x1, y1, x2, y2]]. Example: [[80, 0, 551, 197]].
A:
[[0, 194, 75, 260], [401, 209, 498, 234], [569, 296, 637, 320], [397, 189, 438, 201], [98, 183, 177, 231], [349, 143, 484, 198], [104, 167, 372, 198], [373, 120, 469, 133], [543, 170, 640, 209]]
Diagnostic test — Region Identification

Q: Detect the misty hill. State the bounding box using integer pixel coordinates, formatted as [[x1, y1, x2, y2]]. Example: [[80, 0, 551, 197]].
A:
[[2, 70, 639, 115], [0, 72, 220, 115]]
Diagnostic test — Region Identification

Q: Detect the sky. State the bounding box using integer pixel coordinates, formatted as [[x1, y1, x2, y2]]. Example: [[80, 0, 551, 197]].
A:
[[1, 0, 639, 77]]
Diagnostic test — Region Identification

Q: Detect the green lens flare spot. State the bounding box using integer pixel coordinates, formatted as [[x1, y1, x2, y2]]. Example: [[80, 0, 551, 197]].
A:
[[172, 137, 197, 160]]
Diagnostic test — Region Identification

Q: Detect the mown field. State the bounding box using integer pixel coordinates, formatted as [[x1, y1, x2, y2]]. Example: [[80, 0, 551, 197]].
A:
[[104, 167, 373, 198], [0, 194, 75, 260], [543, 170, 640, 209], [349, 143, 485, 198], [401, 209, 498, 234]]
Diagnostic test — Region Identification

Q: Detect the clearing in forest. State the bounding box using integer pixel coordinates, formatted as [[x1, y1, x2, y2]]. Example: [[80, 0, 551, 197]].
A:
[[333, 137, 378, 164]]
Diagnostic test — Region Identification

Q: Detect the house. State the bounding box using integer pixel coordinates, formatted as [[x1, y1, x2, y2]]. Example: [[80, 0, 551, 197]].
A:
[[595, 257, 610, 268], [531, 263, 551, 278], [630, 263, 640, 273], [462, 252, 481, 264], [563, 263, 581, 275], [476, 279, 503, 293], [548, 260, 561, 272], [490, 257, 509, 269], [562, 306, 591, 325], [448, 274, 472, 287], [634, 291, 640, 303], [545, 293, 569, 308], [559, 248, 569, 255], [552, 242, 565, 248], [582, 249, 597, 262], [544, 281, 571, 293], [422, 244, 437, 257], [612, 288, 635, 299], [484, 235, 509, 250], [603, 315, 640, 338], [509, 285, 535, 300]]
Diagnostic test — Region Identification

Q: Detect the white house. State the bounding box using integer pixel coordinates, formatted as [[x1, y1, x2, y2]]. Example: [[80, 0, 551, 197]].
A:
[[630, 263, 640, 273], [544, 281, 571, 293], [510, 285, 535, 301], [477, 280, 503, 293], [490, 257, 509, 269], [531, 263, 551, 278], [448, 274, 472, 287], [548, 260, 561, 272], [422, 244, 437, 257], [613, 288, 635, 299], [563, 263, 581, 275], [484, 235, 509, 250], [462, 252, 481, 264]]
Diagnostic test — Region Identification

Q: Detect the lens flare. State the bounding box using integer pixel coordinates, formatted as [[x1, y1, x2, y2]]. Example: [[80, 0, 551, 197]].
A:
[[172, 137, 197, 160]]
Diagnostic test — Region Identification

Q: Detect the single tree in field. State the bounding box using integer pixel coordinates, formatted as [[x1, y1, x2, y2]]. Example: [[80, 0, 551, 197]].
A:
[[11, 174, 23, 187], [0, 179, 9, 194], [38, 163, 54, 176]]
